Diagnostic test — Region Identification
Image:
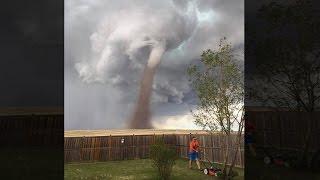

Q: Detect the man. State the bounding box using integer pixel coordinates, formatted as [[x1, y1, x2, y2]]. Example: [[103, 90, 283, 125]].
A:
[[245, 114, 257, 157], [189, 136, 201, 169]]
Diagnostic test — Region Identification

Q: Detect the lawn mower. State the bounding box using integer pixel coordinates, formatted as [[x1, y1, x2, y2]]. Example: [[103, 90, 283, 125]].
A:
[[261, 148, 291, 167], [259, 136, 297, 168], [198, 151, 222, 177]]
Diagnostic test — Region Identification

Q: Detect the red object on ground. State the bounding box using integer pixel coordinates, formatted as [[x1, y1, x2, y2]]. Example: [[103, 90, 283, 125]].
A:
[[208, 170, 215, 176], [273, 159, 284, 166], [206, 168, 221, 176]]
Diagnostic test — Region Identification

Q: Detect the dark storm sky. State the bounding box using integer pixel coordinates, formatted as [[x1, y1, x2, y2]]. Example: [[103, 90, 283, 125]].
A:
[[0, 0, 64, 107]]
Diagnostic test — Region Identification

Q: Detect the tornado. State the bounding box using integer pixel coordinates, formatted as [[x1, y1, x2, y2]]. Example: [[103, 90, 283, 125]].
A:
[[73, 1, 198, 129], [129, 44, 165, 128]]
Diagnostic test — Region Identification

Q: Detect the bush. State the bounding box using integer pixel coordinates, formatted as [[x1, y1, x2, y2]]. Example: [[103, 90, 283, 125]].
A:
[[149, 137, 178, 180]]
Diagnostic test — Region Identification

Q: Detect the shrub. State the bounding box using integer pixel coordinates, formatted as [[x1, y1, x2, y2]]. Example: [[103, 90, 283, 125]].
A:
[[149, 137, 178, 180]]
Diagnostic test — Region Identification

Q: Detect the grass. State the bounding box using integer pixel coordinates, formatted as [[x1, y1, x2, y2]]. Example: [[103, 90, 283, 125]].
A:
[[65, 159, 244, 180], [245, 153, 320, 180], [0, 147, 63, 180]]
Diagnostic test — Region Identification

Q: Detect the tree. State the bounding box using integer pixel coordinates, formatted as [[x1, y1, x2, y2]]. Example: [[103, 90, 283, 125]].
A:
[[150, 137, 178, 180], [247, 0, 320, 168], [187, 38, 244, 179], [248, 0, 320, 111]]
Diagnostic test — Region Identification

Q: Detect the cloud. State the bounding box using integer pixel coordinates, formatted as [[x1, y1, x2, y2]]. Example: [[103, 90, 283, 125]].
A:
[[65, 0, 244, 130], [152, 114, 200, 130]]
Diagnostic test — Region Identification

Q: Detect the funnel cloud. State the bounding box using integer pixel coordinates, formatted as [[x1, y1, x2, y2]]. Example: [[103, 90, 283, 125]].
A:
[[129, 44, 165, 128]]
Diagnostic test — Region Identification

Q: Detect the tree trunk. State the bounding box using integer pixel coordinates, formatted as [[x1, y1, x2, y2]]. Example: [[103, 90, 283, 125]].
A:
[[300, 128, 312, 167], [228, 132, 242, 177], [228, 112, 244, 178], [223, 134, 230, 180], [300, 115, 312, 168]]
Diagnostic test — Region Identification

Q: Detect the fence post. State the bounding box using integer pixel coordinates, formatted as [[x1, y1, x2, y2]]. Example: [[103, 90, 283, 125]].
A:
[[263, 114, 266, 147], [80, 136, 85, 161], [121, 136, 123, 160], [132, 134, 134, 159], [108, 134, 111, 161], [174, 133, 178, 154], [239, 145, 242, 167], [278, 113, 282, 149], [133, 134, 137, 159], [201, 135, 205, 161], [211, 134, 214, 163]]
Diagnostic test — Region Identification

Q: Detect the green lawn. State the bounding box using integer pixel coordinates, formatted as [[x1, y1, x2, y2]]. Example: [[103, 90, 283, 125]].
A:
[[245, 155, 320, 180], [65, 159, 244, 180], [0, 147, 63, 180]]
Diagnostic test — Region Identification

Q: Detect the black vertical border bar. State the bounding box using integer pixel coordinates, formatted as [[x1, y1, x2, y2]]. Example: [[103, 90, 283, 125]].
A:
[[0, 0, 64, 179]]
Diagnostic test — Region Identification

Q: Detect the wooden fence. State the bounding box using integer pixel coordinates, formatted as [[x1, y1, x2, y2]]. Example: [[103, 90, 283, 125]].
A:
[[0, 114, 63, 147], [64, 111, 320, 166], [246, 111, 320, 152], [64, 133, 244, 167]]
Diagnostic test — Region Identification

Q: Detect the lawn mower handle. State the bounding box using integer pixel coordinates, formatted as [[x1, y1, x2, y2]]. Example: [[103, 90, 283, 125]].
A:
[[198, 151, 214, 165]]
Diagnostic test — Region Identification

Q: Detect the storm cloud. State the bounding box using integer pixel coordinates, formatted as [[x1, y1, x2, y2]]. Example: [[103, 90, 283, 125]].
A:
[[65, 0, 244, 130]]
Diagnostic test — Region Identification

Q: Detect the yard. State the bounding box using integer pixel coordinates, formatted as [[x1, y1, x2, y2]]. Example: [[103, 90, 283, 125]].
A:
[[1, 147, 63, 180], [245, 155, 320, 180], [65, 158, 244, 180]]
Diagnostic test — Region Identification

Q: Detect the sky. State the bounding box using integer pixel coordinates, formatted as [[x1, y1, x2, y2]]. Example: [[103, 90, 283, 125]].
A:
[[0, 1, 63, 107], [65, 0, 244, 130]]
